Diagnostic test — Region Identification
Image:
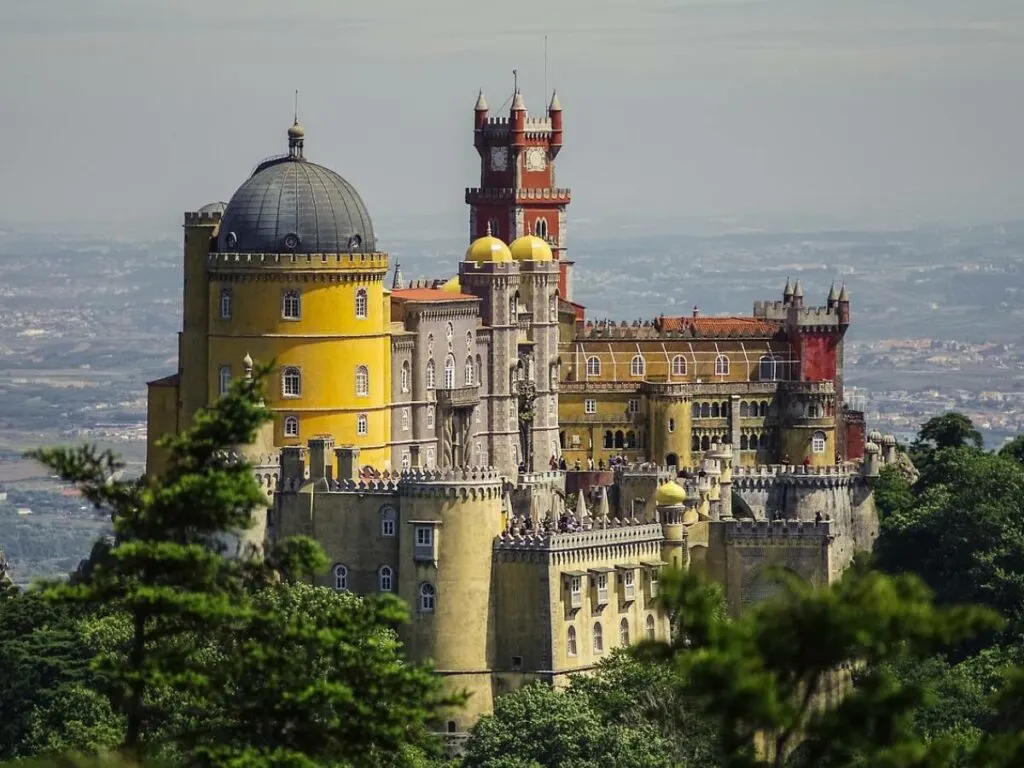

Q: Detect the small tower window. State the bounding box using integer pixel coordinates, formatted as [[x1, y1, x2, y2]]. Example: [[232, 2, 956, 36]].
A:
[[619, 618, 630, 646], [355, 365, 369, 397], [401, 361, 410, 393], [282, 289, 301, 320], [715, 354, 730, 376], [379, 565, 394, 593], [426, 359, 436, 390], [535, 218, 548, 239], [444, 354, 456, 389], [218, 365, 231, 396], [355, 288, 368, 319], [282, 367, 301, 397], [567, 626, 578, 657], [465, 356, 475, 386], [333, 564, 348, 592], [425, 446, 435, 467], [668, 418, 675, 433], [401, 408, 409, 431], [466, 329, 474, 351], [812, 431, 827, 454], [283, 415, 299, 438], [419, 582, 436, 612], [427, 408, 435, 429], [219, 288, 232, 320], [357, 413, 368, 436], [379, 505, 396, 537], [586, 356, 601, 377], [671, 355, 687, 376], [593, 622, 604, 653], [630, 355, 646, 377], [585, 398, 596, 415], [645, 614, 656, 641]]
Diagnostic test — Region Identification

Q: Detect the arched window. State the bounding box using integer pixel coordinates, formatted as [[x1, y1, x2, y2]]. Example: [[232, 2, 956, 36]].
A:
[[401, 361, 410, 393], [419, 582, 436, 612], [619, 618, 630, 646], [219, 288, 232, 320], [282, 289, 301, 320], [283, 415, 299, 438], [741, 435, 749, 450], [402, 451, 412, 470], [379, 565, 393, 592], [759, 355, 779, 381], [476, 355, 483, 386], [692, 402, 700, 419], [380, 505, 396, 537], [700, 402, 711, 418], [466, 329, 474, 350], [741, 401, 751, 418], [586, 356, 601, 377], [447, 721, 457, 734], [645, 614, 656, 641], [692, 435, 700, 451], [488, 218, 500, 237], [426, 360, 436, 390], [535, 217, 548, 239], [549, 291, 557, 316], [427, 407, 435, 429], [715, 354, 730, 376], [626, 431, 636, 448], [567, 626, 578, 656], [671, 355, 686, 376], [510, 293, 519, 319], [355, 288, 368, 319], [721, 401, 730, 417], [760, 401, 769, 418], [444, 354, 456, 389], [355, 365, 369, 397], [701, 436, 710, 451], [603, 430, 613, 449], [668, 418, 675, 433], [812, 431, 827, 454], [614, 430, 625, 449], [282, 367, 301, 397], [464, 356, 474, 385], [593, 622, 604, 654], [711, 402, 720, 418], [630, 355, 646, 377], [356, 413, 368, 435], [219, 365, 231, 396], [333, 564, 348, 591]]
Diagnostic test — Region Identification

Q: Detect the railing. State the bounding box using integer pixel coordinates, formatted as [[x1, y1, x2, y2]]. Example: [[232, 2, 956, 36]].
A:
[[435, 385, 480, 408]]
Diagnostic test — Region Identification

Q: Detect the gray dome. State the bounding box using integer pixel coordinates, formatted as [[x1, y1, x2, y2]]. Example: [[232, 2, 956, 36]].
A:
[[197, 201, 228, 214], [217, 157, 375, 254]]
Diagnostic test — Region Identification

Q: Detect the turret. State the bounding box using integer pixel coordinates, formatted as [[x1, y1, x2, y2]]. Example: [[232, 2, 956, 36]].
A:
[[549, 91, 563, 158], [792, 279, 804, 309], [510, 89, 526, 150], [655, 480, 687, 571], [837, 283, 850, 327], [827, 282, 839, 310], [863, 441, 881, 477], [474, 89, 488, 151], [783, 277, 794, 306]]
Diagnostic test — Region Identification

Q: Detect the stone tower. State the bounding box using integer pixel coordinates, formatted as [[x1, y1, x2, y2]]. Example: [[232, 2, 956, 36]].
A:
[[468, 87, 574, 299]]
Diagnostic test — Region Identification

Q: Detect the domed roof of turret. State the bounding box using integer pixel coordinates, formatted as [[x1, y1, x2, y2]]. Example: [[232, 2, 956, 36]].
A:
[[509, 234, 553, 262], [440, 276, 461, 292], [216, 123, 375, 255], [465, 234, 512, 263], [655, 480, 687, 507], [865, 441, 881, 454], [882, 434, 896, 446]]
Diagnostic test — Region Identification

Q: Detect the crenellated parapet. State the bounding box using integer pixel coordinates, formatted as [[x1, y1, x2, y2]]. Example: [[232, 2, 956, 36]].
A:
[[494, 521, 663, 552], [724, 518, 832, 543], [465, 187, 572, 204], [184, 210, 223, 225], [731, 463, 863, 490], [206, 251, 388, 279], [398, 466, 505, 500]]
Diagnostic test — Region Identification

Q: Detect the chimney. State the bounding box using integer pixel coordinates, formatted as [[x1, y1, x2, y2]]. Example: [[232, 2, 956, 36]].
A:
[[334, 446, 362, 482]]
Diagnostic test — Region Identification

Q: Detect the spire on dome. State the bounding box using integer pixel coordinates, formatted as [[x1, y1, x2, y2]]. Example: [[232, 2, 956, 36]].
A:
[[475, 89, 488, 111], [485, 221, 493, 236], [548, 90, 561, 111], [511, 89, 526, 113], [793, 279, 804, 298], [783, 276, 794, 297], [392, 262, 405, 290], [827, 282, 838, 302], [838, 283, 850, 302]]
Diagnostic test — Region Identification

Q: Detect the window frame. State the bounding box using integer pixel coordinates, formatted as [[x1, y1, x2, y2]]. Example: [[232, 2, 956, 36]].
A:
[[281, 367, 301, 398], [812, 430, 827, 454], [356, 413, 368, 436], [584, 398, 597, 415], [380, 505, 396, 537], [379, 565, 393, 592], [419, 582, 436, 612], [219, 287, 232, 320], [333, 564, 348, 592], [355, 287, 368, 319], [281, 289, 301, 320], [715, 354, 730, 377], [630, 354, 646, 378], [671, 354, 686, 376], [283, 415, 299, 438], [355, 365, 369, 397], [218, 365, 231, 396], [585, 356, 601, 377]]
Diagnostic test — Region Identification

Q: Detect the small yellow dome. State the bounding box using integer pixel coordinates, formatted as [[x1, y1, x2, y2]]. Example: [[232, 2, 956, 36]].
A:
[[682, 508, 700, 525], [655, 480, 687, 507], [465, 235, 513, 263], [441, 276, 461, 293], [509, 234, 553, 262]]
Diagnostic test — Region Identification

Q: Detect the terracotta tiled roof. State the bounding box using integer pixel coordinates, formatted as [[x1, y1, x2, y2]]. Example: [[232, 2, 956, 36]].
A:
[[391, 288, 477, 302], [654, 316, 781, 338]]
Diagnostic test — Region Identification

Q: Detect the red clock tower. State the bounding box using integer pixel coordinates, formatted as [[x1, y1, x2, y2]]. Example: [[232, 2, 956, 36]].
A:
[[466, 86, 575, 299]]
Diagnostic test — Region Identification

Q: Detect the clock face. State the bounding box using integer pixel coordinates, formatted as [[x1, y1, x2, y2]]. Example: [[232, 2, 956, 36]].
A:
[[525, 146, 547, 172], [489, 146, 509, 172]]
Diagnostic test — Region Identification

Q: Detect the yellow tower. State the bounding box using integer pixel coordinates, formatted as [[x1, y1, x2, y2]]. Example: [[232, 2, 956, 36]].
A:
[[656, 480, 688, 571], [146, 121, 393, 473], [648, 390, 692, 468]]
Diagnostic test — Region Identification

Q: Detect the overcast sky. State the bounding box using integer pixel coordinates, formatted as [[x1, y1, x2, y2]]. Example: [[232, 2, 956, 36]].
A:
[[1, 0, 1022, 236]]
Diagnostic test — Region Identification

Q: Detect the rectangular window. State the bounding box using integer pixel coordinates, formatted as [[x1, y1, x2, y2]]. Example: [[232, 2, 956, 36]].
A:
[[282, 289, 301, 320], [628, 399, 639, 414], [402, 408, 410, 431], [219, 288, 232, 320], [414, 525, 435, 562], [549, 398, 556, 416], [357, 413, 368, 435], [623, 569, 636, 601], [584, 399, 596, 415], [427, 408, 435, 430], [219, 365, 231, 396], [595, 573, 608, 605], [649, 568, 660, 597], [570, 575, 582, 609], [425, 447, 435, 468]]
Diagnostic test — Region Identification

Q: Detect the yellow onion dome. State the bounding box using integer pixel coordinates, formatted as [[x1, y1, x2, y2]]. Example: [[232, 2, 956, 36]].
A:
[[465, 235, 513, 263], [682, 508, 700, 525], [655, 480, 687, 507], [440, 276, 461, 292], [509, 234, 553, 262]]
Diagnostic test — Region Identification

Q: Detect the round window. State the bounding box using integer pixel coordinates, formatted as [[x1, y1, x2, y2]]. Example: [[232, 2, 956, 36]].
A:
[[283, 233, 300, 250], [347, 234, 362, 250], [225, 231, 238, 248]]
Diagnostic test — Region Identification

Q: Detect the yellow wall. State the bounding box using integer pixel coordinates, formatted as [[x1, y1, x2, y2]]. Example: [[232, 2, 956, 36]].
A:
[[145, 379, 179, 478], [780, 425, 836, 466]]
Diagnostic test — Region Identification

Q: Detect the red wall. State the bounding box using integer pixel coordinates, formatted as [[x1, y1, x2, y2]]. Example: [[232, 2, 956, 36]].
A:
[[844, 411, 866, 461], [796, 332, 839, 381]]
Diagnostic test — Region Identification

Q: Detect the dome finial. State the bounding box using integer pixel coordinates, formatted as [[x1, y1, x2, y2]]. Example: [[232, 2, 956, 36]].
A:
[[243, 352, 254, 379], [475, 89, 488, 111], [485, 220, 493, 236], [287, 90, 305, 159]]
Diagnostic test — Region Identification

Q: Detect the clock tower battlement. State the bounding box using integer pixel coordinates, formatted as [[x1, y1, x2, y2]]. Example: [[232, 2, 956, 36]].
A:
[[467, 87, 574, 298]]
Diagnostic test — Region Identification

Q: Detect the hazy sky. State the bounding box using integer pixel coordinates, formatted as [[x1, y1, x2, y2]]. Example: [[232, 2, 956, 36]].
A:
[[1, 0, 1022, 236]]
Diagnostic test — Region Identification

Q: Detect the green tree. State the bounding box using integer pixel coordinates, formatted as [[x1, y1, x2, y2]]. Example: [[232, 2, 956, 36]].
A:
[[997, 435, 1024, 467], [918, 413, 985, 452], [872, 464, 915, 520], [653, 567, 1009, 767]]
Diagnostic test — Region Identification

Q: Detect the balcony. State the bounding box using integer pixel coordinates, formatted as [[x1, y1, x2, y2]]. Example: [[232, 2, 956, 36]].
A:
[[435, 384, 480, 409]]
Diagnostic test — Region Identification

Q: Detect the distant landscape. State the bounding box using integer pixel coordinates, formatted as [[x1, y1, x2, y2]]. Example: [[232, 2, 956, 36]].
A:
[[3, 217, 1024, 584]]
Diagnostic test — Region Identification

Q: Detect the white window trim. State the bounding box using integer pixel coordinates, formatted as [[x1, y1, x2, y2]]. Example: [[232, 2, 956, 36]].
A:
[[283, 415, 299, 438]]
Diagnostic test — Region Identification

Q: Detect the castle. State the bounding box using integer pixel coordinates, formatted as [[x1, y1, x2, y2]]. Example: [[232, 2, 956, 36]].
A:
[[145, 85, 899, 736]]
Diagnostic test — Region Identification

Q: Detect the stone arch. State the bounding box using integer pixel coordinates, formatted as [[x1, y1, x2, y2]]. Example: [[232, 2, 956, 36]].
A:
[[666, 452, 679, 467], [742, 566, 806, 606], [731, 492, 755, 520]]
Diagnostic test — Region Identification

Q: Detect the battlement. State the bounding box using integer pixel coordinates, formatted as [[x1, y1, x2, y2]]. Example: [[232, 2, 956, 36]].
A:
[[278, 465, 506, 497], [578, 316, 781, 340], [207, 251, 389, 272], [724, 518, 832, 542], [517, 470, 564, 486], [751, 301, 847, 330], [184, 211, 223, 225], [465, 187, 572, 203], [494, 521, 663, 552], [216, 449, 281, 467], [730, 463, 863, 489]]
